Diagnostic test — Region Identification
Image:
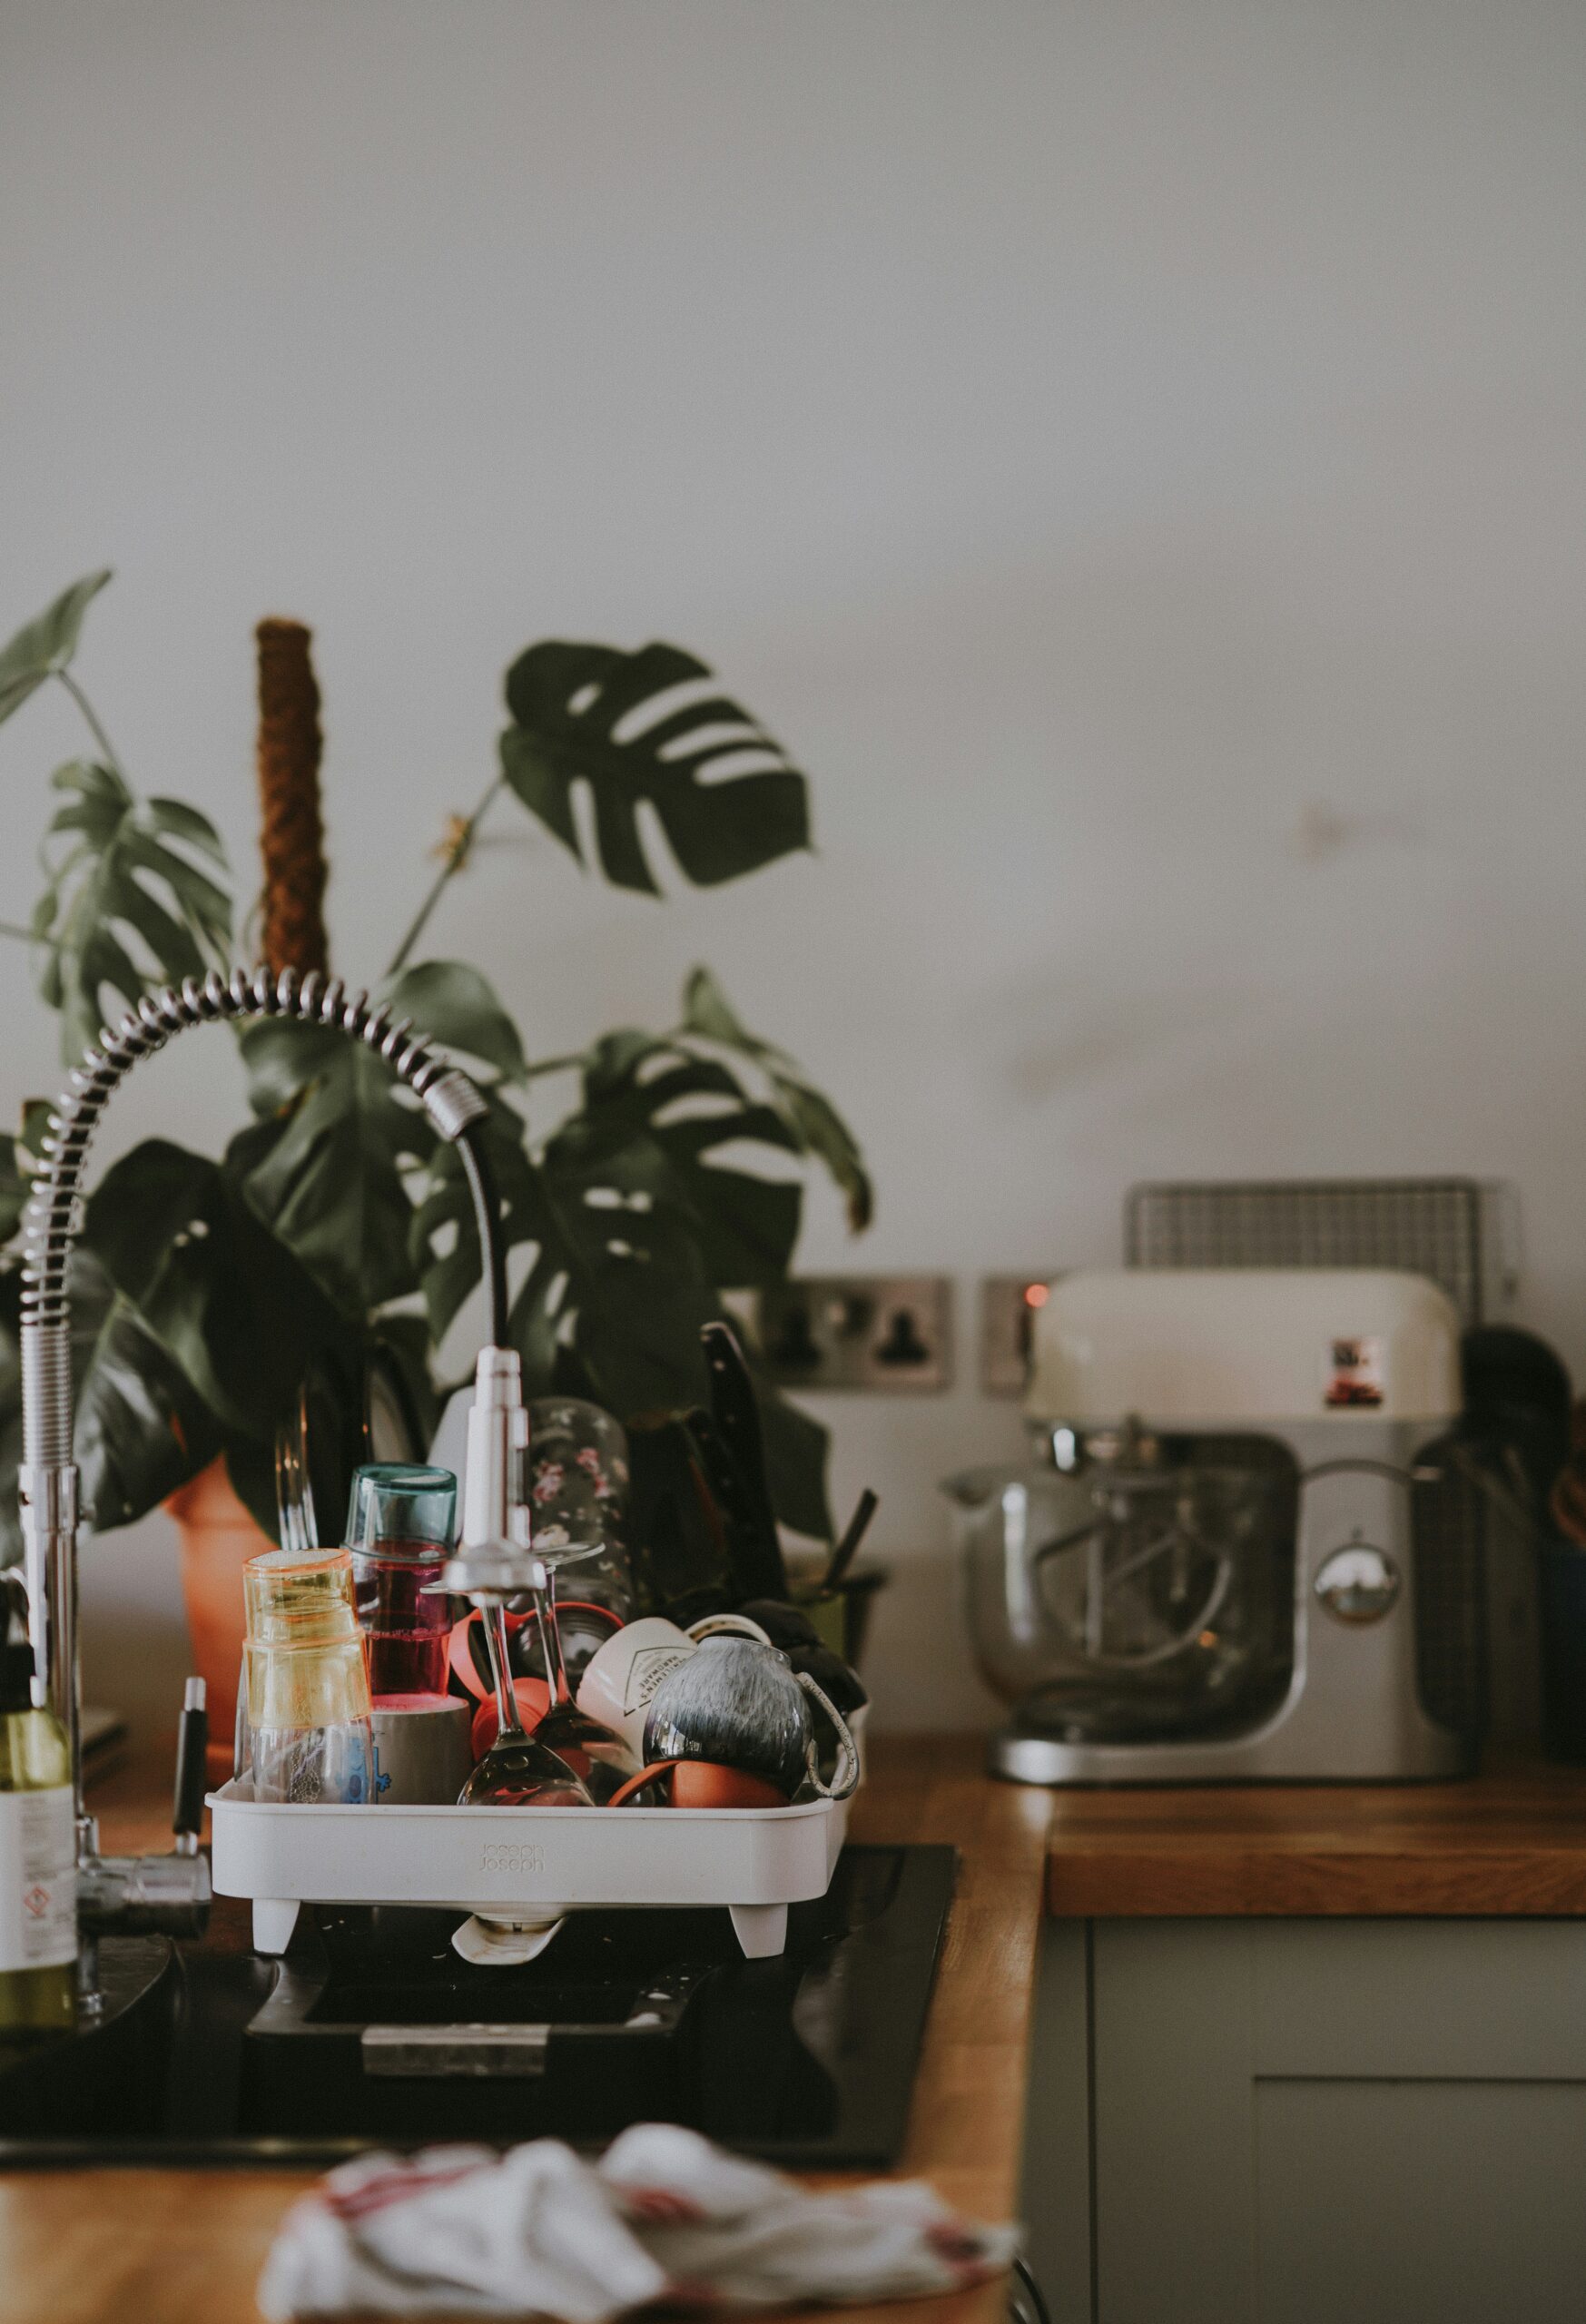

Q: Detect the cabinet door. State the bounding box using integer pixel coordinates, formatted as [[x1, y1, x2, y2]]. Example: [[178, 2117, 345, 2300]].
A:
[[1021, 1922, 1094, 2324], [1091, 1919, 1586, 2324]]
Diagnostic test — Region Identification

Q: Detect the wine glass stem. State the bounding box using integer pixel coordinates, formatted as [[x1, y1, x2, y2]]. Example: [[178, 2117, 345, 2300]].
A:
[[537, 1567, 575, 1709], [482, 1602, 526, 1738]]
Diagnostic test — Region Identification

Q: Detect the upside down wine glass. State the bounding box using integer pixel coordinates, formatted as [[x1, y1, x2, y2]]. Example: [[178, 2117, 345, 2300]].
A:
[[458, 1584, 593, 1807], [519, 1534, 636, 1803]]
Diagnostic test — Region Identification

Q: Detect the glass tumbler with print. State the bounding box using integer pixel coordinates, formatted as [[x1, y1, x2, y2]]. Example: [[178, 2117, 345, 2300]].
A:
[[525, 1399, 637, 1620]]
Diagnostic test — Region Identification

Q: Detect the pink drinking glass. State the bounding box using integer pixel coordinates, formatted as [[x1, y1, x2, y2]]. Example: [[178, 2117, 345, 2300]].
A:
[[345, 1463, 458, 1701]]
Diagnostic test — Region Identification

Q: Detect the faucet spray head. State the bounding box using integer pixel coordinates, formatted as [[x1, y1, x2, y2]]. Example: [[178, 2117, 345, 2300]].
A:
[[439, 1345, 543, 1601]]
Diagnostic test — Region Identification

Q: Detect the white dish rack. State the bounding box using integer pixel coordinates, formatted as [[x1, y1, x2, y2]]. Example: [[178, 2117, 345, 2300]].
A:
[[208, 1781, 852, 1960]]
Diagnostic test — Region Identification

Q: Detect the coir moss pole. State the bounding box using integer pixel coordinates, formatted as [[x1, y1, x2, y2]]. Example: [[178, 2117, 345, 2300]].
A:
[[255, 616, 330, 980]]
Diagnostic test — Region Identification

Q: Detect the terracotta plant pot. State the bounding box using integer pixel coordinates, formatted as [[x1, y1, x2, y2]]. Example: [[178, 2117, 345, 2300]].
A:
[[166, 1458, 272, 1785]]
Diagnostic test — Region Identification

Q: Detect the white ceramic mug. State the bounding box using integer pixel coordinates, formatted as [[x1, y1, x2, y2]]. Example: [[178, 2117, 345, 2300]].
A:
[[576, 1618, 698, 1759], [575, 1612, 775, 1758]]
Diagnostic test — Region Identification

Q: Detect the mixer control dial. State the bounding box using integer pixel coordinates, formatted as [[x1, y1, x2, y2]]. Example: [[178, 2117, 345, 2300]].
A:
[[1314, 1542, 1401, 1623]]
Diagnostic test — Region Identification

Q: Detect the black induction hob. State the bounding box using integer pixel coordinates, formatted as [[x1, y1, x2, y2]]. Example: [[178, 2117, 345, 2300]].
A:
[[0, 1845, 954, 2171]]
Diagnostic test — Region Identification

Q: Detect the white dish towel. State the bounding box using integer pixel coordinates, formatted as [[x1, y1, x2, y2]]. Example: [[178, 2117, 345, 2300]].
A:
[[258, 2122, 1020, 2320]]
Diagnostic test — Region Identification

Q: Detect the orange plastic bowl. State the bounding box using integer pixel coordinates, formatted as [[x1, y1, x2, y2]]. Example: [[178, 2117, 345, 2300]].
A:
[[605, 1758, 789, 1810]]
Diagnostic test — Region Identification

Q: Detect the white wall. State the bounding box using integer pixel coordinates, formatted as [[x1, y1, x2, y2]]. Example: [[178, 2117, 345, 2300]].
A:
[[2, 0, 1583, 1740]]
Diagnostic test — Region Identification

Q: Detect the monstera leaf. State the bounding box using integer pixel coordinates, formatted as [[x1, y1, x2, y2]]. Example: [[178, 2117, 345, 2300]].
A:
[[34, 761, 231, 1061], [83, 1138, 365, 1443], [534, 1027, 836, 1534], [410, 1019, 830, 1530], [563, 1030, 804, 1290], [0, 571, 111, 726], [415, 1030, 801, 1363], [523, 1040, 797, 1412], [229, 960, 525, 1319], [229, 1023, 433, 1316], [407, 968, 863, 1537], [376, 960, 529, 1085], [530, 1051, 829, 1532], [500, 641, 810, 893], [680, 966, 873, 1233], [0, 1248, 220, 1566]]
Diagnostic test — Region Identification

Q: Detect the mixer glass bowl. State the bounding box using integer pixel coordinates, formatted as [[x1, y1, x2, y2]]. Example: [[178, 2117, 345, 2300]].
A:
[[945, 1433, 1298, 1743]]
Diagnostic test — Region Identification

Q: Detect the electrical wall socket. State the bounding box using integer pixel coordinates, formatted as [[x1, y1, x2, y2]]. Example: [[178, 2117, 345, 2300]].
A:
[[980, 1272, 1060, 1396], [754, 1275, 953, 1393]]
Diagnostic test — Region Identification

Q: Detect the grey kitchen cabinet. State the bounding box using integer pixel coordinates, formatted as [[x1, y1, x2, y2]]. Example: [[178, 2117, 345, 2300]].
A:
[[1022, 1916, 1586, 2324]]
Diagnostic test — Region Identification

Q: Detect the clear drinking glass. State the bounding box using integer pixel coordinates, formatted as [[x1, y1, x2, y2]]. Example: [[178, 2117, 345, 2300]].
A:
[[247, 1716, 379, 1805], [345, 1463, 457, 1699], [241, 1548, 376, 1804]]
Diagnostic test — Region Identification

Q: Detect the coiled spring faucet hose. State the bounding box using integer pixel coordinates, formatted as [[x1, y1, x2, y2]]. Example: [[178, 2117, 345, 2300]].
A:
[[18, 962, 508, 1854]]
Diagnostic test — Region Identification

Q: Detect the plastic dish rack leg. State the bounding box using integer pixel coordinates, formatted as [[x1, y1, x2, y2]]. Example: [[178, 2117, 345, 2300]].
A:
[[728, 1903, 788, 1958], [254, 1899, 302, 1955]]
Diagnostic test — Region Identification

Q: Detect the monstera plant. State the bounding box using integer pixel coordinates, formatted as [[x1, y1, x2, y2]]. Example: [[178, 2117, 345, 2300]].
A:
[[0, 573, 869, 1563]]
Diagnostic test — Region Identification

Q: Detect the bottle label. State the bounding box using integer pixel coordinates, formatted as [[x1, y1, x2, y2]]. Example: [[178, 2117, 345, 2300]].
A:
[[0, 1788, 76, 1970]]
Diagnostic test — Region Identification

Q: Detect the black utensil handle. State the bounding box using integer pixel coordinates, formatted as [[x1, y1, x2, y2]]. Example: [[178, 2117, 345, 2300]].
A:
[[172, 1676, 209, 1840], [823, 1487, 879, 1591], [702, 1321, 788, 1599]]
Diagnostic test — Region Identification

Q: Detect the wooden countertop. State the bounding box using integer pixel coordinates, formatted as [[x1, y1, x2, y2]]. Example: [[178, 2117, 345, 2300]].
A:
[[0, 1735, 1051, 2324], [12, 1735, 1585, 2319], [1046, 1759, 1586, 1917]]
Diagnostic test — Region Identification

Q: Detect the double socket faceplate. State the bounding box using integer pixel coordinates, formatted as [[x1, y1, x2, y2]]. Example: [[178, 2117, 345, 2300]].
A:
[[754, 1276, 953, 1393], [754, 1273, 1064, 1393]]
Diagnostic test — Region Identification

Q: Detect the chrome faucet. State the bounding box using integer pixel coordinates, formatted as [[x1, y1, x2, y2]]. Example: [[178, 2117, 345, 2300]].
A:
[[18, 962, 534, 1982]]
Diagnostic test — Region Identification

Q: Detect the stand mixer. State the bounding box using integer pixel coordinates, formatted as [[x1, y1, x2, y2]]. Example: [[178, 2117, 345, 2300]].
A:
[[948, 1268, 1486, 1785]]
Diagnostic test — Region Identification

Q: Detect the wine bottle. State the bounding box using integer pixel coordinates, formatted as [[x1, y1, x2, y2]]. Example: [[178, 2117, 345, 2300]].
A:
[[0, 1572, 75, 2048]]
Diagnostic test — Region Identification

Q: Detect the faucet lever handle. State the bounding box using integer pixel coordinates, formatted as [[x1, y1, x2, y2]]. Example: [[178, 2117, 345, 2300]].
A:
[[172, 1675, 208, 1856]]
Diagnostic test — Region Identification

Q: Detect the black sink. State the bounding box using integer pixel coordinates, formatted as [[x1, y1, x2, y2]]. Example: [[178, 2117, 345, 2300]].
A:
[[0, 1844, 953, 2170]]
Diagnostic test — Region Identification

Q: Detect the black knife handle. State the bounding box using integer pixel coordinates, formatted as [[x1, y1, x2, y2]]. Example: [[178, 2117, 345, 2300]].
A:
[[172, 1676, 209, 1849], [703, 1322, 788, 1599]]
